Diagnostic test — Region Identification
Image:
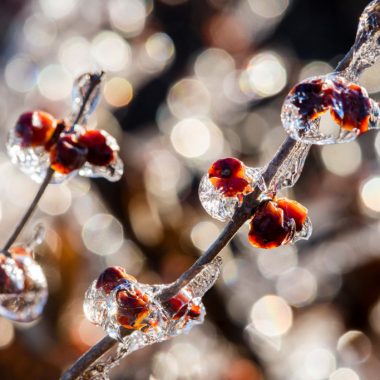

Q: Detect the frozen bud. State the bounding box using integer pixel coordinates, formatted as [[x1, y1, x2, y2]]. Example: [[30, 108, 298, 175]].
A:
[[282, 75, 379, 145], [248, 197, 311, 249], [199, 157, 264, 221]]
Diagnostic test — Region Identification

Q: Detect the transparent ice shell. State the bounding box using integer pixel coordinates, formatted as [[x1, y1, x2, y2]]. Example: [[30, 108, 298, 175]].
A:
[[281, 75, 380, 145], [78, 130, 124, 182], [81, 257, 222, 380], [70, 72, 102, 124], [199, 167, 265, 221], [291, 216, 313, 244], [0, 252, 48, 322], [6, 128, 67, 184], [0, 255, 24, 294]]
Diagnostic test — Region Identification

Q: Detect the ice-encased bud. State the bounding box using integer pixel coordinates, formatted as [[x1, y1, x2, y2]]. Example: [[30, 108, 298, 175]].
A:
[[199, 158, 265, 221], [84, 272, 162, 341], [248, 197, 312, 249], [80, 258, 221, 379], [70, 72, 102, 124], [0, 246, 48, 322], [78, 130, 124, 182], [84, 257, 221, 347], [281, 75, 379, 145]]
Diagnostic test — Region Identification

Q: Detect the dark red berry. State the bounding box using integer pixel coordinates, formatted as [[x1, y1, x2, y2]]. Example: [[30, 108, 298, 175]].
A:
[[248, 200, 292, 249], [276, 198, 308, 232], [15, 111, 56, 148], [96, 266, 134, 294], [164, 292, 191, 320], [116, 285, 150, 331], [50, 134, 88, 174], [291, 79, 332, 121], [78, 130, 114, 166], [208, 157, 250, 197], [330, 81, 371, 134]]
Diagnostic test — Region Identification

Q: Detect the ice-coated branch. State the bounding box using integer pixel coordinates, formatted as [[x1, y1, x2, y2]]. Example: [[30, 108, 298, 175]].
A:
[[60, 0, 380, 378]]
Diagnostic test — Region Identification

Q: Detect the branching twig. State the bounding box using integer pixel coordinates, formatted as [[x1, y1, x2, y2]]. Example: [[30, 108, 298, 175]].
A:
[[60, 19, 357, 380]]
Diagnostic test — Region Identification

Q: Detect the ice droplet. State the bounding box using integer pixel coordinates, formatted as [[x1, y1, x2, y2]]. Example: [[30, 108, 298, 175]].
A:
[[0, 247, 47, 322], [281, 75, 379, 145], [81, 258, 222, 379], [199, 167, 264, 221], [291, 215, 312, 243]]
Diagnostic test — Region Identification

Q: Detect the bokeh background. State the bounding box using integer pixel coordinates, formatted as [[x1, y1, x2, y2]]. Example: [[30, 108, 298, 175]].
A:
[[0, 0, 380, 379]]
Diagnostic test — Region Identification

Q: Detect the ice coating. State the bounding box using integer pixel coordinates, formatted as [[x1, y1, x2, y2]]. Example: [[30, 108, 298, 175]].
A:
[[281, 75, 380, 145], [340, 0, 380, 82], [199, 163, 265, 221], [0, 254, 24, 295], [70, 72, 102, 124], [0, 246, 48, 322], [267, 140, 311, 193], [81, 258, 222, 379]]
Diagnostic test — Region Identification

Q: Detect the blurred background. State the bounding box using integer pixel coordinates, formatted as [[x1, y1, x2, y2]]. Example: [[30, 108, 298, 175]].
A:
[[0, 0, 380, 379]]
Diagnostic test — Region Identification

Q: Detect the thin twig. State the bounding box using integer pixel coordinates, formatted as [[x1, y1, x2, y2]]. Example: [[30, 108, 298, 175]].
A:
[[2, 168, 54, 253]]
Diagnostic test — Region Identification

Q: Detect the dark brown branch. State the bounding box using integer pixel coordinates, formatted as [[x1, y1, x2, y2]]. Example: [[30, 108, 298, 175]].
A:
[[2, 168, 54, 254]]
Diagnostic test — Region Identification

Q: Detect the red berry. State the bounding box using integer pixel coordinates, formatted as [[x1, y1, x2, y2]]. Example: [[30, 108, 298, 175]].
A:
[[164, 292, 191, 320], [50, 134, 88, 174], [115, 285, 150, 331], [330, 80, 371, 134], [208, 157, 250, 197], [248, 200, 292, 249], [96, 266, 135, 294], [276, 198, 308, 232], [15, 111, 56, 148], [78, 130, 114, 166]]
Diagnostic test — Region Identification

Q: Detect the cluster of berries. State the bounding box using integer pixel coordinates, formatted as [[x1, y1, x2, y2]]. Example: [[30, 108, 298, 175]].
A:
[[7, 73, 123, 183], [200, 157, 311, 249]]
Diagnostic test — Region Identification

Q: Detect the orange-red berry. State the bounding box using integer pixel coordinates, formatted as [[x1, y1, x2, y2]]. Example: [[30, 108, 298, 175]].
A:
[[78, 130, 114, 166], [15, 111, 56, 148], [208, 158, 250, 197]]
